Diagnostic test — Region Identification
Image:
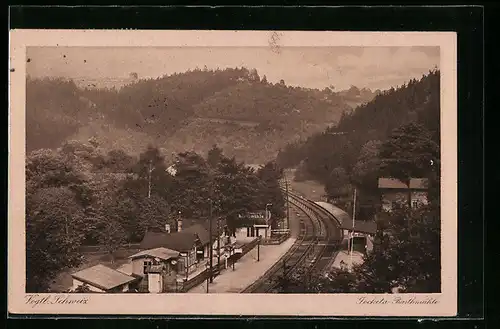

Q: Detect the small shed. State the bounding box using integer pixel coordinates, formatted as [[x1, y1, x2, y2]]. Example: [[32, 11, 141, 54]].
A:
[[315, 201, 377, 253], [71, 264, 139, 293]]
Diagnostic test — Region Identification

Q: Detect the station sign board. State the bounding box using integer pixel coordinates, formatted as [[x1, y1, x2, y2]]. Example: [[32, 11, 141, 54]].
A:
[[237, 211, 266, 220]]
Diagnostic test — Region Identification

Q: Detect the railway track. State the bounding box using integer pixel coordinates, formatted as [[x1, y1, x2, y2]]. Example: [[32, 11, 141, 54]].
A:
[[241, 179, 342, 293]]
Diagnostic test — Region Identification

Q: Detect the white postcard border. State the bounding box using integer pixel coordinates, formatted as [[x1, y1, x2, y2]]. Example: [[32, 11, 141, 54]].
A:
[[9, 30, 457, 316]]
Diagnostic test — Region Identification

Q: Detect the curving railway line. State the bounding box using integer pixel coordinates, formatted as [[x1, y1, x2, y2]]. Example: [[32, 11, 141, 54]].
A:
[[241, 179, 344, 293]]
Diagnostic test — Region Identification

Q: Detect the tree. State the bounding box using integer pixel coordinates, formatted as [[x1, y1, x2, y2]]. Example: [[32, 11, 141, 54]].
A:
[[351, 140, 383, 188], [129, 145, 174, 200], [104, 149, 136, 173], [73, 283, 94, 293], [96, 216, 126, 263], [207, 144, 224, 168], [26, 148, 94, 208], [214, 157, 263, 233], [324, 167, 350, 200], [378, 123, 439, 207], [255, 161, 286, 225], [249, 68, 260, 82], [26, 187, 86, 292], [354, 204, 440, 293], [171, 151, 212, 218]]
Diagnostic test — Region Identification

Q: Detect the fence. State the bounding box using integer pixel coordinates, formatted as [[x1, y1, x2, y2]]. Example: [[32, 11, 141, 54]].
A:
[[261, 233, 290, 245], [80, 243, 141, 254], [179, 238, 260, 292]]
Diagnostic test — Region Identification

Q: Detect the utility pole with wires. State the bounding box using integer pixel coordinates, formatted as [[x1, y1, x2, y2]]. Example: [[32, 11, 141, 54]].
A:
[[285, 179, 290, 230], [209, 198, 213, 283], [147, 160, 153, 199], [217, 215, 221, 269], [349, 187, 357, 271]]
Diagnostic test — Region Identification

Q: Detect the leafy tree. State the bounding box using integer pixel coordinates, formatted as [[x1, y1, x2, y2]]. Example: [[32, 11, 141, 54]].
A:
[[255, 161, 286, 226], [378, 123, 439, 207], [324, 167, 350, 200], [103, 149, 136, 173], [26, 148, 93, 208], [95, 216, 127, 263], [351, 140, 383, 188], [73, 283, 94, 293], [354, 204, 440, 293], [274, 204, 440, 294], [170, 151, 212, 218], [26, 187, 86, 292], [207, 144, 224, 168], [129, 145, 174, 200]]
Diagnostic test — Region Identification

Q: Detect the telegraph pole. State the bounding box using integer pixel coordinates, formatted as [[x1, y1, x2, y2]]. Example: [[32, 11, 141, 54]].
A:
[[217, 216, 221, 268], [349, 187, 357, 271], [209, 198, 213, 283], [285, 179, 290, 230], [148, 160, 153, 198]]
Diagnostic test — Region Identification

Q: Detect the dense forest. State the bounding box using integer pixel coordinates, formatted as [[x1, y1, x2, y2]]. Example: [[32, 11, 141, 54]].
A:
[[276, 70, 440, 218], [272, 70, 441, 294], [26, 141, 285, 292], [26, 67, 376, 163]]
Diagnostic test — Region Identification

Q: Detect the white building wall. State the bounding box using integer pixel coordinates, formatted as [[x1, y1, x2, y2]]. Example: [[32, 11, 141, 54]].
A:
[[132, 258, 146, 276], [411, 191, 428, 207], [148, 273, 162, 293], [366, 235, 374, 253]]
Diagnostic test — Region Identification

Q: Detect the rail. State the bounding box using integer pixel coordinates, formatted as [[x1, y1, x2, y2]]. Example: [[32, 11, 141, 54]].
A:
[[241, 188, 324, 293], [241, 179, 343, 293]]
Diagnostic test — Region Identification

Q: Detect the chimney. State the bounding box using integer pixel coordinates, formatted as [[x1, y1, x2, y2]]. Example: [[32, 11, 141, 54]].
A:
[[165, 224, 171, 233], [177, 219, 182, 232]]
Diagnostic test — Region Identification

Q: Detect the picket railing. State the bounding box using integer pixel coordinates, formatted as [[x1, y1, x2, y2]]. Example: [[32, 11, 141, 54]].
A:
[[179, 238, 260, 292], [79, 243, 141, 254]]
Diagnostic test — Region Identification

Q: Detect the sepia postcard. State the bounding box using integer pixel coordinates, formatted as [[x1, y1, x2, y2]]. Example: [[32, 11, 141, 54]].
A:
[[9, 30, 457, 317]]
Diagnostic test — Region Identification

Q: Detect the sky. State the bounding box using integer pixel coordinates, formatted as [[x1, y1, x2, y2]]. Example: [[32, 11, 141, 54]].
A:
[[26, 46, 439, 91]]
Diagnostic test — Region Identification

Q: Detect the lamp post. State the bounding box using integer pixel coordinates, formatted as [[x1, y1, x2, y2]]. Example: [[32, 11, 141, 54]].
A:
[[349, 188, 357, 272], [208, 198, 213, 283], [227, 246, 235, 271], [285, 179, 290, 230], [170, 259, 178, 292], [265, 203, 272, 239], [205, 262, 210, 293], [257, 236, 261, 261]]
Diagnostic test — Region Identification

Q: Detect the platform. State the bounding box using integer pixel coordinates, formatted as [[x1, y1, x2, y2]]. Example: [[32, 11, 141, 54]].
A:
[[187, 237, 296, 293]]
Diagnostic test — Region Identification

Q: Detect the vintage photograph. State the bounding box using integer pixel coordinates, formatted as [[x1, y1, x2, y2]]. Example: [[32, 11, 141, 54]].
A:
[[9, 30, 457, 316]]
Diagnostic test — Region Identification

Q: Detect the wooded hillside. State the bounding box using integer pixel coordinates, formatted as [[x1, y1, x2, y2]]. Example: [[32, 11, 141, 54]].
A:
[[26, 67, 375, 163]]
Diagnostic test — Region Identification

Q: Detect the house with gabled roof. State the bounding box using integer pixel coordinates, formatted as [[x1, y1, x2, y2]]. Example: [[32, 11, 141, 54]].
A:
[[139, 217, 230, 281], [127, 247, 179, 293], [71, 264, 140, 293], [378, 177, 429, 211]]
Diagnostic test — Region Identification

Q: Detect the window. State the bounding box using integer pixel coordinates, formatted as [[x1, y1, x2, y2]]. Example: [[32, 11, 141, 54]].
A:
[[143, 261, 152, 274], [412, 200, 419, 208]]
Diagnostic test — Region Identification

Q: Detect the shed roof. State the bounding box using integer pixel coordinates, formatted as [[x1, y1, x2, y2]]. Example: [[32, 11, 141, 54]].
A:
[[140, 231, 199, 252], [71, 264, 137, 291], [315, 202, 351, 226], [340, 220, 377, 235], [315, 201, 377, 235], [378, 178, 429, 189], [129, 247, 179, 261]]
